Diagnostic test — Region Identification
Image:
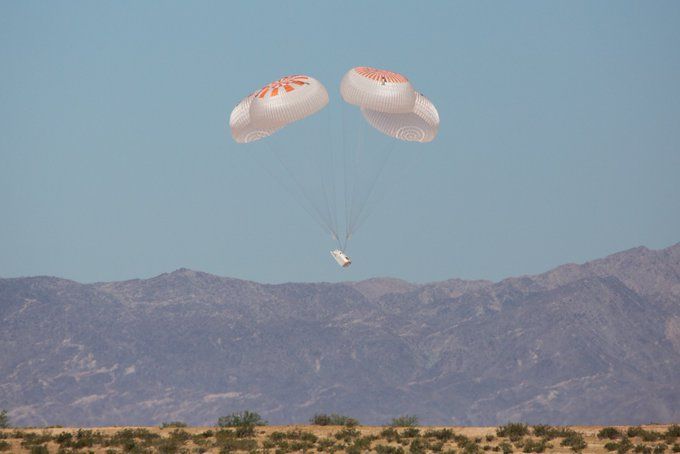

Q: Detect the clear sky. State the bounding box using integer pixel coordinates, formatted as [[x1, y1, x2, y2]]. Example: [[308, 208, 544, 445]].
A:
[[1, 1, 679, 284]]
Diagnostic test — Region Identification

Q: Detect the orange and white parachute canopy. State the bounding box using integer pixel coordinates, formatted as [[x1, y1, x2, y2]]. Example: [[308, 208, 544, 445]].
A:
[[340, 67, 416, 113], [361, 92, 440, 142], [229, 95, 278, 144], [229, 75, 329, 143]]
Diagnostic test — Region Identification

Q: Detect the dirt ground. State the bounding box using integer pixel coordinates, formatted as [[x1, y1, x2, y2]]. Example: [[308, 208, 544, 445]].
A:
[[0, 423, 677, 453]]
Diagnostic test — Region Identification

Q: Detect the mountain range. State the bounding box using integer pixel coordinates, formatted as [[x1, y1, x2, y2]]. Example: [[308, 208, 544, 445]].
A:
[[1, 243, 679, 426]]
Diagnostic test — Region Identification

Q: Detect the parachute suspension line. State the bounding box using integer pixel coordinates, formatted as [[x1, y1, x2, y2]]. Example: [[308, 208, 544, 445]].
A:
[[260, 141, 338, 239], [296, 107, 338, 242], [340, 102, 354, 251], [314, 108, 339, 244], [276, 150, 337, 239], [345, 110, 368, 247], [348, 139, 397, 236], [251, 144, 329, 236], [324, 106, 340, 243]]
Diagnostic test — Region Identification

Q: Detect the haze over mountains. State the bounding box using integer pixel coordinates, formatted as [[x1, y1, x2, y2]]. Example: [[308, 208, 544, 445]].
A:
[[1, 244, 679, 426]]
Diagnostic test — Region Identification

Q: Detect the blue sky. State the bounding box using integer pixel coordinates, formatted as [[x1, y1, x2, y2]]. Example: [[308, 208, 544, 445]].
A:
[[1, 1, 679, 284]]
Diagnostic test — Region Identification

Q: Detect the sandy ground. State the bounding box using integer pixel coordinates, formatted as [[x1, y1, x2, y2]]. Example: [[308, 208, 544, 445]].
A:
[[0, 424, 677, 453]]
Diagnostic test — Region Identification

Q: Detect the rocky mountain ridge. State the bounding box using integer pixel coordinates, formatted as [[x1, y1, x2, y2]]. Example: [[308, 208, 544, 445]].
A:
[[1, 244, 678, 426]]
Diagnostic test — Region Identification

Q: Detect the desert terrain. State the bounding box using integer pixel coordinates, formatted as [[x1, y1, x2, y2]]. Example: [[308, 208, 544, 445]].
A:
[[1, 423, 678, 453]]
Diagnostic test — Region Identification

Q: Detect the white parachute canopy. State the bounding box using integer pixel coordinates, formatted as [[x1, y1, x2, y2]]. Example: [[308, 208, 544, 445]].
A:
[[229, 75, 329, 143], [361, 92, 439, 142], [340, 66, 439, 142], [229, 95, 279, 144], [340, 66, 416, 113]]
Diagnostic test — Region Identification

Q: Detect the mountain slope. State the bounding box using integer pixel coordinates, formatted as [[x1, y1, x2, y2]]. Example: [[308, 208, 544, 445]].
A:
[[1, 244, 678, 426]]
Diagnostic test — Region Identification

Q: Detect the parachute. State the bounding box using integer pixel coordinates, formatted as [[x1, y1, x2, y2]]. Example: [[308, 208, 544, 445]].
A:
[[340, 66, 416, 113], [229, 68, 439, 266], [361, 92, 439, 143], [229, 95, 278, 144], [229, 75, 328, 143]]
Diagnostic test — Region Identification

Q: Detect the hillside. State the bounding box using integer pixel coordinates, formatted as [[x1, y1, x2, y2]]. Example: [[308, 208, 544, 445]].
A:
[[1, 244, 679, 426]]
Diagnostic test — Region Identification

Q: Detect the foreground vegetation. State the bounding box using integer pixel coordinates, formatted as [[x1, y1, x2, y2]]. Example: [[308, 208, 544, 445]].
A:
[[0, 422, 678, 453]]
